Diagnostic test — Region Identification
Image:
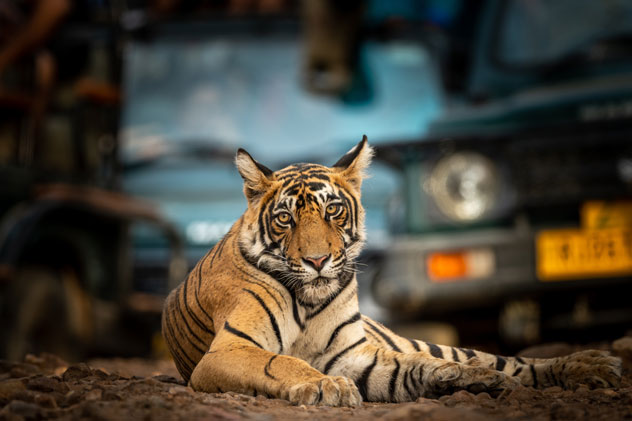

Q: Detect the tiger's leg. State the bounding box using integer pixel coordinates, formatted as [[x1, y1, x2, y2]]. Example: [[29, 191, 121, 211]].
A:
[[322, 341, 519, 402], [361, 316, 622, 391], [189, 320, 362, 406]]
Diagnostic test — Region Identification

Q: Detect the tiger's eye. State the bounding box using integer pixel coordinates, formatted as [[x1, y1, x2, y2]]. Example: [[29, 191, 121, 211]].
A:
[[276, 212, 291, 224], [326, 204, 340, 215]]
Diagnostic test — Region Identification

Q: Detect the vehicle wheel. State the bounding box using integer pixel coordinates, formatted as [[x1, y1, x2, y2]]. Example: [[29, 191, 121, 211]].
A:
[[2, 266, 92, 361]]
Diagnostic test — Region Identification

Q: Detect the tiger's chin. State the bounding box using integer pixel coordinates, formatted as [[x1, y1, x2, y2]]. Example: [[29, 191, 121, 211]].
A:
[[297, 277, 341, 306]]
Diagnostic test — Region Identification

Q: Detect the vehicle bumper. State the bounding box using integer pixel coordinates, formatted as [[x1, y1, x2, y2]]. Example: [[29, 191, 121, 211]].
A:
[[373, 228, 631, 317]]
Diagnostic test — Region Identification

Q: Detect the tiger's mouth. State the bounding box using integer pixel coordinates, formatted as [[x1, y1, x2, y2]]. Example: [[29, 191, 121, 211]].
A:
[[307, 276, 334, 287], [298, 276, 341, 305]]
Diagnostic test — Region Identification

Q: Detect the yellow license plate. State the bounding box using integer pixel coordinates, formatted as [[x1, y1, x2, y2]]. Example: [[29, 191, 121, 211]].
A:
[[536, 228, 632, 281], [582, 201, 632, 229]]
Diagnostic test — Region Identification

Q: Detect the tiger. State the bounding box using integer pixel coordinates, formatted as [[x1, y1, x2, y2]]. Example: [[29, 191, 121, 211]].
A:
[[162, 136, 621, 406]]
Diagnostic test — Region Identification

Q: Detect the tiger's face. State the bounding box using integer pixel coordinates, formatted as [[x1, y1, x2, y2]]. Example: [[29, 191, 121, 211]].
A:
[[236, 137, 373, 305]]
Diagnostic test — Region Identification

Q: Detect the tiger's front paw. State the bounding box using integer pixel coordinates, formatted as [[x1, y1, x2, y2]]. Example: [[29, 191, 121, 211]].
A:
[[288, 376, 362, 407], [556, 350, 622, 390]]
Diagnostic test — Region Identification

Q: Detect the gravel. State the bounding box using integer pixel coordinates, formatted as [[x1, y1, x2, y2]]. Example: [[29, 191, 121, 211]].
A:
[[1, 337, 631, 421]]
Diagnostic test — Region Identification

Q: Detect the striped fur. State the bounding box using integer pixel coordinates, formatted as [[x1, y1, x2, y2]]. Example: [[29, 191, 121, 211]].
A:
[[162, 136, 621, 406]]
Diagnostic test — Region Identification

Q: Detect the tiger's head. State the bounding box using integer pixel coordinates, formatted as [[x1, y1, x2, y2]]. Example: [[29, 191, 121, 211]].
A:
[[235, 136, 373, 305]]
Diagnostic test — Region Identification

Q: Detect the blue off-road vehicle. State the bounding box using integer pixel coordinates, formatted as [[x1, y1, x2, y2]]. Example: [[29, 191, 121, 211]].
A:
[[373, 0, 632, 345]]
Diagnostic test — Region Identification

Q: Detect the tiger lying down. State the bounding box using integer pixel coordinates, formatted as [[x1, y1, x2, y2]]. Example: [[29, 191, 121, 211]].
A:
[[162, 136, 621, 406]]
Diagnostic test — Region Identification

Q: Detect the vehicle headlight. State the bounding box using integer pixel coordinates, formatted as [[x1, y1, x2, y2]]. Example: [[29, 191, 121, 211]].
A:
[[426, 152, 498, 222]]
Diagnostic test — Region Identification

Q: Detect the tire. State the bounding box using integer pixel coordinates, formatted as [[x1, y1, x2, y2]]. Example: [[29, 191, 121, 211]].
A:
[[2, 266, 92, 361]]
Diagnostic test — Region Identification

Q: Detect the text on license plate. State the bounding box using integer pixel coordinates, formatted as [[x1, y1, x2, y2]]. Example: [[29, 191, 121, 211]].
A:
[[536, 228, 632, 281]]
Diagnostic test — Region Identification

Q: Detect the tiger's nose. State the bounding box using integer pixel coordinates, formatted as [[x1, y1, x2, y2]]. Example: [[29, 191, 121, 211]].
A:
[[302, 254, 330, 271]]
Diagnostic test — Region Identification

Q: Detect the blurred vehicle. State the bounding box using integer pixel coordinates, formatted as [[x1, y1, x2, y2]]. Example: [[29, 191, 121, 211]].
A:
[[374, 0, 632, 346], [0, 5, 185, 360]]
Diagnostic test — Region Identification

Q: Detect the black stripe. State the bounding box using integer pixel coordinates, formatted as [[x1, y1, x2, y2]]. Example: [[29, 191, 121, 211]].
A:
[[412, 365, 424, 389], [257, 197, 270, 246], [242, 277, 285, 311], [512, 366, 523, 376], [264, 355, 278, 380], [243, 288, 283, 353], [195, 249, 216, 324], [364, 328, 382, 344], [323, 337, 367, 374], [404, 368, 416, 400], [355, 353, 378, 400], [451, 348, 460, 362], [495, 356, 507, 372], [162, 321, 193, 377], [224, 321, 263, 349], [338, 188, 358, 232], [530, 364, 538, 388], [173, 287, 207, 353], [306, 300, 334, 319], [515, 356, 526, 365], [258, 201, 274, 249], [291, 295, 305, 330], [349, 193, 359, 232], [544, 365, 555, 386], [183, 277, 215, 335], [237, 244, 305, 332], [548, 365, 558, 387], [427, 343, 444, 359], [309, 173, 331, 181], [168, 297, 205, 357], [459, 348, 476, 360], [307, 181, 326, 191], [305, 273, 354, 320], [338, 186, 359, 230], [407, 338, 421, 352], [189, 232, 224, 331], [325, 312, 361, 351], [164, 312, 197, 367], [178, 283, 210, 340], [388, 358, 401, 402], [231, 239, 288, 311], [363, 319, 402, 352]]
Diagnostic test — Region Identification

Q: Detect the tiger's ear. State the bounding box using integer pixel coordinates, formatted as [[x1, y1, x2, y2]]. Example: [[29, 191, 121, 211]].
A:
[[332, 135, 373, 190], [235, 148, 274, 202]]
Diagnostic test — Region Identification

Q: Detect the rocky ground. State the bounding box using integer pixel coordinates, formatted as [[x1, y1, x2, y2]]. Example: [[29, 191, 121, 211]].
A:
[[1, 337, 631, 421]]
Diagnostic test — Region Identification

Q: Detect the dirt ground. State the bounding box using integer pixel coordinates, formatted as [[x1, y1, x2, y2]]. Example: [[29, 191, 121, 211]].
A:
[[1, 337, 631, 421]]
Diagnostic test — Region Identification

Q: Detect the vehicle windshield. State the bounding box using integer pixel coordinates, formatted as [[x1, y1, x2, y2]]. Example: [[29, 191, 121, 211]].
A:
[[497, 0, 632, 67], [120, 37, 441, 168]]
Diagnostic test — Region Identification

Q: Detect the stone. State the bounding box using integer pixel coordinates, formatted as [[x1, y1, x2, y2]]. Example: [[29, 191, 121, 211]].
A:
[[26, 376, 68, 393], [34, 393, 57, 408], [153, 374, 184, 385], [543, 386, 563, 394], [61, 390, 83, 407], [84, 389, 103, 401], [3, 400, 42, 419], [62, 364, 92, 382], [23, 353, 68, 372], [0, 379, 26, 404], [9, 364, 40, 379]]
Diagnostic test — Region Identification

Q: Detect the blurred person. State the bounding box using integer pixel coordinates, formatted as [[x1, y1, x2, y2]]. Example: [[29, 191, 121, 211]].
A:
[[0, 0, 71, 165], [0, 0, 70, 75]]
